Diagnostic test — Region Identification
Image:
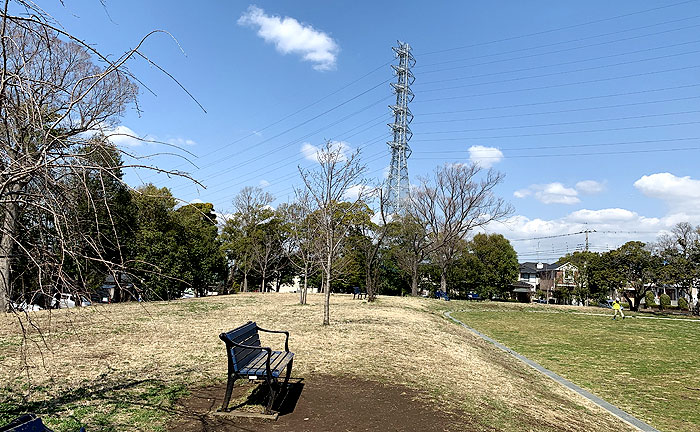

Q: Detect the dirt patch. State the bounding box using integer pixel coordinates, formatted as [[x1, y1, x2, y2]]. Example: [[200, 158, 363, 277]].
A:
[[169, 375, 473, 432]]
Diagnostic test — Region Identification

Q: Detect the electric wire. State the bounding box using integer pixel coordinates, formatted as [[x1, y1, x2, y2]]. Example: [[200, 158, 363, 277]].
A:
[[413, 65, 700, 103], [418, 39, 700, 86], [418, 0, 700, 56], [417, 22, 700, 77]]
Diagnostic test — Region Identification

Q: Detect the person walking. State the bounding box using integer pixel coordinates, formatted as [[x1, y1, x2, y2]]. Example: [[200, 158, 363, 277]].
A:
[[612, 298, 625, 320]]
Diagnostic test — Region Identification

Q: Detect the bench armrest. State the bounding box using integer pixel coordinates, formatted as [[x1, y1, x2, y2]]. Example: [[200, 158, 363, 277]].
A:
[[226, 339, 274, 376], [256, 326, 290, 352]]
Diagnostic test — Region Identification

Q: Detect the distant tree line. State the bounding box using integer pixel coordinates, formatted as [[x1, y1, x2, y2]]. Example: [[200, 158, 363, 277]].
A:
[[221, 141, 516, 324], [558, 222, 700, 311]]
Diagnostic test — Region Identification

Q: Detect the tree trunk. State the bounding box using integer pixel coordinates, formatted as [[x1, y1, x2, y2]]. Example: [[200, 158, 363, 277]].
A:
[[261, 273, 266, 293], [0, 200, 19, 312], [323, 254, 331, 325], [411, 263, 419, 296], [300, 272, 308, 305], [624, 292, 639, 312], [242, 272, 248, 292], [365, 266, 373, 301], [440, 265, 448, 295], [303, 274, 308, 304]]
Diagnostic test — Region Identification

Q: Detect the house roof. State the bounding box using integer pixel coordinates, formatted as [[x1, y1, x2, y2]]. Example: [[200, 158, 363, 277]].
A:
[[510, 280, 535, 292], [520, 261, 578, 272], [519, 262, 553, 272]]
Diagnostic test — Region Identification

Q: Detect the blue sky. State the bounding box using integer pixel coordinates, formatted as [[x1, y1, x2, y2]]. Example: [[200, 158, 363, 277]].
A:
[[40, 0, 700, 261]]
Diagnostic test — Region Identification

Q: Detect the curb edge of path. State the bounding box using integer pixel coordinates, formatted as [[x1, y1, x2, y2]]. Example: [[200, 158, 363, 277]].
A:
[[443, 310, 661, 432]]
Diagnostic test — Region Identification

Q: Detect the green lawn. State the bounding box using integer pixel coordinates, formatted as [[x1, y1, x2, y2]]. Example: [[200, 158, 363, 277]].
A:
[[451, 303, 700, 432]]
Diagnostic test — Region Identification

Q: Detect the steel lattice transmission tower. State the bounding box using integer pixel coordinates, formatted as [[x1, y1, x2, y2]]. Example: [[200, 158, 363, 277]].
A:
[[386, 41, 415, 214]]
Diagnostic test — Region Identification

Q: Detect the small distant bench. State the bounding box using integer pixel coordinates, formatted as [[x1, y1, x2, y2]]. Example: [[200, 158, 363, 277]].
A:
[[353, 286, 367, 299], [219, 321, 294, 415], [435, 290, 450, 301]]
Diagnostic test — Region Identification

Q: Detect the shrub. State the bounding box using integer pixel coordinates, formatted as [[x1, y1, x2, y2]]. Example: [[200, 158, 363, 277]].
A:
[[645, 291, 656, 308], [659, 293, 671, 310], [678, 296, 689, 311]]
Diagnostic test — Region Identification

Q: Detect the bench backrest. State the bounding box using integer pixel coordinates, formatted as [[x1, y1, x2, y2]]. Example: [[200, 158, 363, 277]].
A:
[[220, 321, 262, 373]]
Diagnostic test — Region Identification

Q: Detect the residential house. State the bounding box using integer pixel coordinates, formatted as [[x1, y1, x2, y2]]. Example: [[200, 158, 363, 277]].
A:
[[518, 261, 580, 304], [538, 261, 578, 304]]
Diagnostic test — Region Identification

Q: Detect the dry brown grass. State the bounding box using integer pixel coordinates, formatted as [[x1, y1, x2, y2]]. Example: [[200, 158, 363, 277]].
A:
[[0, 294, 638, 431]]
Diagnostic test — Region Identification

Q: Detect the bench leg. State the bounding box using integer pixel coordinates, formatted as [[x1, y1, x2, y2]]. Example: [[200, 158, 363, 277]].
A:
[[283, 358, 293, 388], [265, 377, 278, 415], [221, 375, 236, 412]]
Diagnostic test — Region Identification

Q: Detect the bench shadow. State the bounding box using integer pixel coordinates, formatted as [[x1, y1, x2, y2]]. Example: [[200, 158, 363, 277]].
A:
[[231, 378, 304, 416]]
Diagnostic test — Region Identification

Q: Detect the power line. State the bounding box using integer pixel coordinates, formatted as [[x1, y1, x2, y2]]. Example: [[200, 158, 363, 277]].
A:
[[416, 83, 700, 116], [418, 38, 700, 85], [187, 97, 391, 186], [139, 74, 393, 183], [417, 22, 700, 76], [413, 146, 700, 160], [412, 136, 700, 154], [416, 109, 700, 135], [418, 50, 700, 94], [412, 119, 700, 142], [413, 95, 700, 124], [413, 65, 700, 103], [418, 0, 700, 56]]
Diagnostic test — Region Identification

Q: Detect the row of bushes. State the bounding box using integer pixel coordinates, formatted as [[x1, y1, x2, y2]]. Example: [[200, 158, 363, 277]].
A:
[[644, 291, 691, 311]]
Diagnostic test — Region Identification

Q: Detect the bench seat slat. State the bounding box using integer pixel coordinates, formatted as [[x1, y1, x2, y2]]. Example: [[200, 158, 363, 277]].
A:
[[225, 322, 257, 340], [239, 351, 293, 378], [233, 347, 263, 370]]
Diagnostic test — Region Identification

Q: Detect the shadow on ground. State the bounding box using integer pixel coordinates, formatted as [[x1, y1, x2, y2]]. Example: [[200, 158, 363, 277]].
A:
[[169, 375, 472, 432]]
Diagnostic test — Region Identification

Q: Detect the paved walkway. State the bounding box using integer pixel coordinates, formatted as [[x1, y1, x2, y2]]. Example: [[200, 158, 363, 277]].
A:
[[444, 310, 660, 432]]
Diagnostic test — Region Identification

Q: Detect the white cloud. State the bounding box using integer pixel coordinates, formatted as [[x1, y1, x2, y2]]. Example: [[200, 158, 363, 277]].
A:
[[634, 172, 700, 214], [259, 179, 271, 188], [300, 141, 351, 163], [485, 209, 682, 261], [514, 182, 580, 205], [468, 145, 503, 168], [94, 125, 196, 150], [238, 5, 339, 71], [167, 137, 197, 147], [383, 165, 391, 179], [575, 180, 605, 195], [513, 189, 532, 199], [104, 125, 146, 147], [567, 208, 637, 224], [343, 184, 369, 201], [486, 173, 700, 260]]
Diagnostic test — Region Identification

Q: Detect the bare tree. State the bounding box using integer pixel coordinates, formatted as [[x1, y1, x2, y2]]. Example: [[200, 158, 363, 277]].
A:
[[349, 186, 390, 302], [299, 141, 366, 325], [0, 9, 199, 312], [221, 186, 274, 292], [656, 222, 700, 307], [411, 163, 512, 295], [281, 192, 318, 305], [389, 212, 430, 296], [250, 209, 284, 292]]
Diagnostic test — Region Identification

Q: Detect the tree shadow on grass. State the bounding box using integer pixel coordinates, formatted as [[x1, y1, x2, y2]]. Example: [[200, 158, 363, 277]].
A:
[[0, 378, 186, 427]]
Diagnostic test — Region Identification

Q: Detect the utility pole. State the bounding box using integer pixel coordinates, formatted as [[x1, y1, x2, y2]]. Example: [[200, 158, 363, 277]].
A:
[[386, 41, 415, 214], [584, 229, 596, 252]]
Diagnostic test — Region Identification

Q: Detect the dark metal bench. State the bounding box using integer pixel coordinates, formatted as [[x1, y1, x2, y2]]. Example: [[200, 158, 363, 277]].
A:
[[435, 290, 450, 301], [219, 321, 294, 414], [0, 414, 59, 432], [353, 286, 366, 299]]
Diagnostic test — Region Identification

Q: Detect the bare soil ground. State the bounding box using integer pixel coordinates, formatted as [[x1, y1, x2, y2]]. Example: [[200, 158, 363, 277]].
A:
[[169, 375, 471, 432], [0, 294, 638, 431]]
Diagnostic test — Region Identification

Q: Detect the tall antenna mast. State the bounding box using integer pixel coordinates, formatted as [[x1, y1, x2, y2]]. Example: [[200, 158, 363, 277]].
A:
[[386, 41, 415, 214]]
